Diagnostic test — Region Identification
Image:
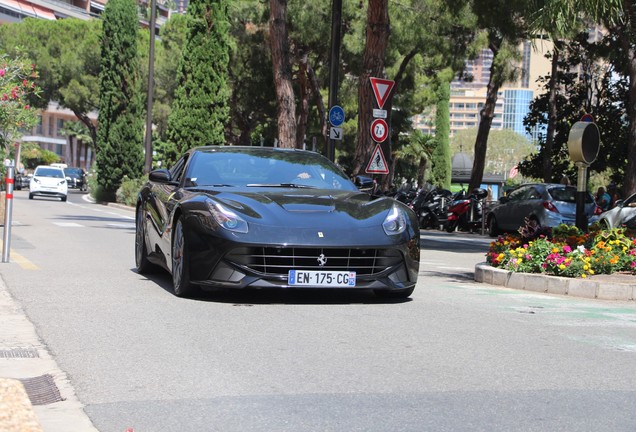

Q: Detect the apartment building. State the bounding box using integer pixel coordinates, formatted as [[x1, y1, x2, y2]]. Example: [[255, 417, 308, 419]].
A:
[[414, 39, 554, 141]]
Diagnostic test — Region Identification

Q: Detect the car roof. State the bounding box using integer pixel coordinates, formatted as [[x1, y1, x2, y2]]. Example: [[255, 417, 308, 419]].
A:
[[191, 146, 316, 155]]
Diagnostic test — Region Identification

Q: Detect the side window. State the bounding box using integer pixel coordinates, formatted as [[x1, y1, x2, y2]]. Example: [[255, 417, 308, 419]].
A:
[[169, 155, 189, 184], [508, 187, 526, 202], [526, 187, 540, 200]]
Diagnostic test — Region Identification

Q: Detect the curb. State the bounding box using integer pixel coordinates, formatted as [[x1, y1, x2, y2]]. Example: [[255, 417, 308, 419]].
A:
[[0, 277, 99, 432], [475, 262, 636, 301]]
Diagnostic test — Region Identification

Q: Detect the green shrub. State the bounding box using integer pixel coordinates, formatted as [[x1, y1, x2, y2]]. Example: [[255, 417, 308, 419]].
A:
[[116, 175, 147, 207]]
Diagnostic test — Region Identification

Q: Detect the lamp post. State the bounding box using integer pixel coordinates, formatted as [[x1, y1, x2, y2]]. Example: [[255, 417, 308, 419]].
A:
[[327, 0, 342, 162], [144, 0, 157, 174]]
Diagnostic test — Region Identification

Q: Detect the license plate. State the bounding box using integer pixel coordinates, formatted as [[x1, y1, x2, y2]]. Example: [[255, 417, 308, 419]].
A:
[[288, 270, 356, 287]]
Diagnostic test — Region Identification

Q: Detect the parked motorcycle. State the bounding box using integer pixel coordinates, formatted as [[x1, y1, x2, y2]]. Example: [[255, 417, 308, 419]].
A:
[[444, 188, 488, 233], [410, 188, 453, 229]]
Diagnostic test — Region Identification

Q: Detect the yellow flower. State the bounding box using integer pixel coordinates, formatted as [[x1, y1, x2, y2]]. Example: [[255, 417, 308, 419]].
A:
[[589, 270, 595, 275], [551, 247, 559, 253], [559, 264, 565, 270], [582, 274, 587, 278], [583, 265, 589, 271]]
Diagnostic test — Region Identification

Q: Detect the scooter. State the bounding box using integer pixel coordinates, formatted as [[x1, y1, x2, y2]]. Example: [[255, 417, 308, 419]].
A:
[[444, 188, 488, 233], [410, 188, 453, 229]]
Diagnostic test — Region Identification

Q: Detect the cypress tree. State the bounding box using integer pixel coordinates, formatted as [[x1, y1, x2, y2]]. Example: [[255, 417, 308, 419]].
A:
[[431, 80, 451, 189], [164, 0, 231, 163], [96, 0, 144, 201]]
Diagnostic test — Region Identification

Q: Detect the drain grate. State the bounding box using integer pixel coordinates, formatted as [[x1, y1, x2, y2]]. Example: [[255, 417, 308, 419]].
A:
[[0, 348, 40, 359], [18, 374, 64, 405]]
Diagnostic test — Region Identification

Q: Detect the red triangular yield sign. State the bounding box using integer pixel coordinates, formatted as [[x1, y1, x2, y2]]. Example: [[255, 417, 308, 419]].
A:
[[365, 144, 389, 174], [369, 77, 395, 109]]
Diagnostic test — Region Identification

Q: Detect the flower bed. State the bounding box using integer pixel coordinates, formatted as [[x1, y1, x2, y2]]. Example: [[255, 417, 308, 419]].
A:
[[486, 222, 636, 278]]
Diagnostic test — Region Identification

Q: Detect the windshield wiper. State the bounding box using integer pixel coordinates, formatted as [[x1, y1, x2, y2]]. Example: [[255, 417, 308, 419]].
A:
[[247, 183, 316, 189]]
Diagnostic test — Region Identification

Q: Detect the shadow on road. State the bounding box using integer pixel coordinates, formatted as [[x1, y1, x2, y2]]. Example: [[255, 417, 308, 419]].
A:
[[132, 267, 413, 305]]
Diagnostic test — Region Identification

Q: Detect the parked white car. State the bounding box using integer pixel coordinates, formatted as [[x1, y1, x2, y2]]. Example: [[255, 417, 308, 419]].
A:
[[599, 193, 636, 229], [29, 165, 68, 202]]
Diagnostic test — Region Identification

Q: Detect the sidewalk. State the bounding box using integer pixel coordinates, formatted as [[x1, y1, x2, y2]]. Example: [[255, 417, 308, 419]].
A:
[[475, 262, 636, 301], [0, 275, 98, 432]]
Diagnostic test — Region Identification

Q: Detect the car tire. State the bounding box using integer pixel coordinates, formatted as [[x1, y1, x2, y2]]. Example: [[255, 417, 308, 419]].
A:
[[488, 216, 499, 237], [373, 287, 414, 299], [61, 196, 67, 202], [135, 209, 158, 274], [28, 193, 33, 200], [172, 217, 196, 297]]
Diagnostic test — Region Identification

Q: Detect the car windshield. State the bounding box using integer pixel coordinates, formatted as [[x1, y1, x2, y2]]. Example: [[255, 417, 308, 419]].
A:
[[64, 168, 83, 177], [184, 148, 357, 191], [548, 186, 594, 203], [35, 168, 64, 178]]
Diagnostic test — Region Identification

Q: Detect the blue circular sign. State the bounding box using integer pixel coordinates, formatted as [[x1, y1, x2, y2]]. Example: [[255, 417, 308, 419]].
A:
[[329, 105, 345, 127]]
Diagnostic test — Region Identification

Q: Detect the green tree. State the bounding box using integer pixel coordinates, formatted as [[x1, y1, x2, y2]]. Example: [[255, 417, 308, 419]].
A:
[[431, 77, 452, 189], [96, 0, 145, 201], [467, 0, 530, 193], [0, 19, 101, 146], [164, 0, 232, 164]]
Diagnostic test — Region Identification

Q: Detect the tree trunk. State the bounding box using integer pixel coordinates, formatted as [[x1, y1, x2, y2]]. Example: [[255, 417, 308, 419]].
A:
[[621, 0, 636, 196], [73, 110, 97, 153], [269, 0, 296, 148], [469, 54, 503, 193], [296, 50, 310, 149], [543, 42, 560, 183], [352, 0, 390, 176]]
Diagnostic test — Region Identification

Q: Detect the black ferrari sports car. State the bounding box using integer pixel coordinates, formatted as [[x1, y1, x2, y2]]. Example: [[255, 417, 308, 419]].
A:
[[135, 146, 420, 298]]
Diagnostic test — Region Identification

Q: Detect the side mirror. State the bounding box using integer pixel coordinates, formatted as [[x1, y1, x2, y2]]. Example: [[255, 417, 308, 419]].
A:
[[354, 175, 375, 192], [149, 169, 173, 183]]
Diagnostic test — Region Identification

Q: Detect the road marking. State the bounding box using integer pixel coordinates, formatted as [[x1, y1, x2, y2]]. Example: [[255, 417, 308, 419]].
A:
[[53, 222, 84, 227], [107, 223, 135, 228], [7, 251, 38, 270]]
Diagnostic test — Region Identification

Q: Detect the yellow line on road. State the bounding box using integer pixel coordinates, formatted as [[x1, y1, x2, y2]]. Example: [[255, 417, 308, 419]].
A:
[[4, 250, 39, 270]]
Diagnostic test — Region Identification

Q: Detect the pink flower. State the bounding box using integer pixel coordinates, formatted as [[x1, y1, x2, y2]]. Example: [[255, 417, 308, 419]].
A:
[[0, 69, 4, 77], [563, 245, 572, 253], [24, 105, 30, 109]]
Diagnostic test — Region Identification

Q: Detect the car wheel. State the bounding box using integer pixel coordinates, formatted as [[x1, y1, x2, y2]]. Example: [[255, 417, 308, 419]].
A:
[[172, 217, 195, 297], [488, 216, 499, 237], [374, 287, 414, 299], [28, 193, 33, 200], [135, 209, 157, 274], [61, 196, 67, 202]]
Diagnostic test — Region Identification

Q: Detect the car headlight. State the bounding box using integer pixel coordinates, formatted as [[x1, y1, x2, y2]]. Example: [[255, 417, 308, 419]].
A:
[[206, 201, 248, 233], [32, 178, 40, 184], [58, 180, 66, 186], [383, 205, 407, 235]]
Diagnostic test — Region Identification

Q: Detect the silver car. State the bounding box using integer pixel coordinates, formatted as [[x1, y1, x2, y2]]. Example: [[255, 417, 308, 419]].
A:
[[599, 193, 636, 229], [486, 183, 600, 237]]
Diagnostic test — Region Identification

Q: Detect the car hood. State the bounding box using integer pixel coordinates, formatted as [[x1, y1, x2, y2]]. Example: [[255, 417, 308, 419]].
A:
[[187, 187, 400, 228]]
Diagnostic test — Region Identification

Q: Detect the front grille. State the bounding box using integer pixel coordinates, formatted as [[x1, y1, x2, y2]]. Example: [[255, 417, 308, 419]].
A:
[[226, 247, 403, 276]]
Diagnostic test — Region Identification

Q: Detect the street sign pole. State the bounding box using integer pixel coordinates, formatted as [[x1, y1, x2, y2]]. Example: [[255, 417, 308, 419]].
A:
[[2, 159, 15, 263], [327, 0, 342, 162]]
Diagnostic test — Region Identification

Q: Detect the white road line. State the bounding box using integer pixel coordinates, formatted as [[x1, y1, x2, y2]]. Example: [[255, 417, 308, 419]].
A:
[[53, 222, 84, 227]]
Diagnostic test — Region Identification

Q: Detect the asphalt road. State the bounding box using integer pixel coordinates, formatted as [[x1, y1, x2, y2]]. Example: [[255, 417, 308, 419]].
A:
[[2, 189, 636, 432]]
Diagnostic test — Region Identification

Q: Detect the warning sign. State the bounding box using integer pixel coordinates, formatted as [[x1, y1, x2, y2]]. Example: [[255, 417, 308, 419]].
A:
[[369, 77, 395, 109], [366, 144, 389, 174]]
